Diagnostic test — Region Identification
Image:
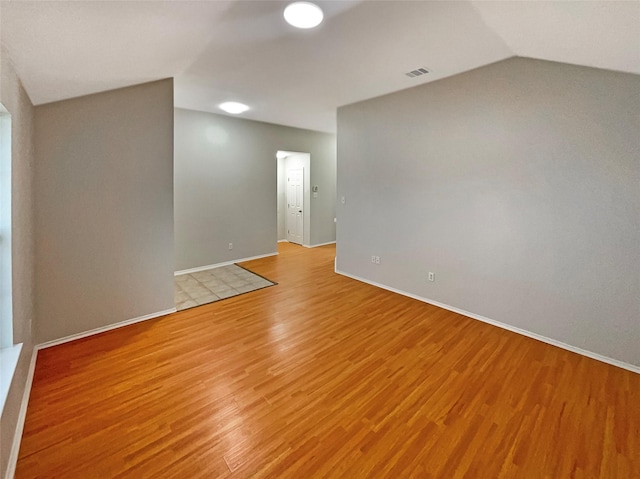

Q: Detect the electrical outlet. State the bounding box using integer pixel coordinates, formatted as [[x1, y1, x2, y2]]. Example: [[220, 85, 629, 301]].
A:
[[371, 255, 376, 263], [228, 243, 233, 250], [375, 256, 380, 265], [428, 272, 435, 282]]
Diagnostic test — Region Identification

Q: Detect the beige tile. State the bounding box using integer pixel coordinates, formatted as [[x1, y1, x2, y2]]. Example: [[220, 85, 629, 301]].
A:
[[191, 272, 213, 282], [250, 278, 271, 288], [217, 275, 237, 283], [175, 291, 190, 302], [179, 278, 200, 288], [210, 285, 233, 295], [184, 286, 208, 295], [177, 299, 198, 310], [195, 295, 219, 305], [236, 271, 254, 279], [174, 264, 274, 308], [235, 285, 258, 294], [188, 290, 214, 300], [216, 289, 238, 299]]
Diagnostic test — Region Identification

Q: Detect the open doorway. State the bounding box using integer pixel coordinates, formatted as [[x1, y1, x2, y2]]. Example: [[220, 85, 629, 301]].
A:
[[276, 150, 310, 246]]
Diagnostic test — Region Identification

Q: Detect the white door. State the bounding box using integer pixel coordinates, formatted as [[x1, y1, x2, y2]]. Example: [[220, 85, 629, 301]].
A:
[[286, 168, 303, 245]]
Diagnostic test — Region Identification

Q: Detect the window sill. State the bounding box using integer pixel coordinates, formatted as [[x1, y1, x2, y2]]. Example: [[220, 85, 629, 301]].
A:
[[0, 342, 22, 415]]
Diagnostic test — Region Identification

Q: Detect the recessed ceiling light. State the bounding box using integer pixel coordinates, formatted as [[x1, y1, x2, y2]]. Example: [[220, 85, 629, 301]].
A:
[[218, 102, 250, 114], [284, 2, 324, 29]]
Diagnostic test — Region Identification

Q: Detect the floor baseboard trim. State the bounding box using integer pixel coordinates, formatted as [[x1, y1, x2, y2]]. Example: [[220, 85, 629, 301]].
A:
[[279, 240, 336, 249], [5, 306, 177, 477], [335, 269, 640, 375], [37, 308, 177, 350], [5, 346, 38, 479], [304, 241, 336, 249], [174, 252, 278, 276]]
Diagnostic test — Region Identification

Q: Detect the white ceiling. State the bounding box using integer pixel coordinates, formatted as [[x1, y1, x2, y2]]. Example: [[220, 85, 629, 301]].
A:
[[2, 0, 639, 133]]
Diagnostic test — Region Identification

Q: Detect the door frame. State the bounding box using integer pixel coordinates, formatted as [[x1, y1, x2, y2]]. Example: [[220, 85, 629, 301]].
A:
[[276, 150, 310, 246]]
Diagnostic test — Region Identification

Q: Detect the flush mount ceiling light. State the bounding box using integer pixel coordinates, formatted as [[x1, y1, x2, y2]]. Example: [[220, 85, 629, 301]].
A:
[[284, 2, 324, 29], [218, 102, 250, 114]]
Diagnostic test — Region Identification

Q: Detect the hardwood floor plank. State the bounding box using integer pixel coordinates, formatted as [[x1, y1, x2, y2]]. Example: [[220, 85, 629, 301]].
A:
[[15, 242, 640, 478]]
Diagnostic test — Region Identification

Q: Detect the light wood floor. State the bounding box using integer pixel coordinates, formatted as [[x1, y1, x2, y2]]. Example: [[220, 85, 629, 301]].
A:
[[16, 243, 639, 478]]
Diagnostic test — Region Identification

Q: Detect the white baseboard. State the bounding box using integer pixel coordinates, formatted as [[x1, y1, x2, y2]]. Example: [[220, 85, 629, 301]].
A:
[[335, 269, 640, 375], [279, 240, 336, 249], [5, 307, 177, 478], [278, 240, 336, 248], [5, 346, 38, 479], [37, 308, 177, 350], [304, 241, 336, 249], [174, 252, 278, 276]]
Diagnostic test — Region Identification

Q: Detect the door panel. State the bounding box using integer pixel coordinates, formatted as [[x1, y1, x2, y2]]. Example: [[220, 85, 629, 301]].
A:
[[286, 168, 303, 245]]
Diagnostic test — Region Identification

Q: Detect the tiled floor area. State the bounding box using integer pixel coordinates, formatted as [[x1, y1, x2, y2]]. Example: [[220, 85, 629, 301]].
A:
[[174, 264, 275, 311]]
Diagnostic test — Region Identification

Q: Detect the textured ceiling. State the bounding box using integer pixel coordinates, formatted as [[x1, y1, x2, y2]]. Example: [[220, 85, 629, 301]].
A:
[[2, 0, 639, 133]]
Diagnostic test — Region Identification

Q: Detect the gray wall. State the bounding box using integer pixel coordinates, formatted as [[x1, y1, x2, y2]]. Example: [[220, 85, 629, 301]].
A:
[[336, 57, 640, 367], [0, 46, 35, 478], [34, 79, 175, 343], [174, 108, 336, 272]]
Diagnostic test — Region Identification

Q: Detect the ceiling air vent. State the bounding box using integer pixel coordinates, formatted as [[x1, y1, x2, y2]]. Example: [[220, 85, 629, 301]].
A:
[[405, 67, 430, 78]]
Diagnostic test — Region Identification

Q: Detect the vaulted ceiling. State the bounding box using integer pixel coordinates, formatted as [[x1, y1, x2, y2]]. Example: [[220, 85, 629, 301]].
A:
[[2, 0, 639, 133]]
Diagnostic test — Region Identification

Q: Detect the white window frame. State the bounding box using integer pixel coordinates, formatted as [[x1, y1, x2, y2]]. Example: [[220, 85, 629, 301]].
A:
[[0, 103, 21, 414]]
